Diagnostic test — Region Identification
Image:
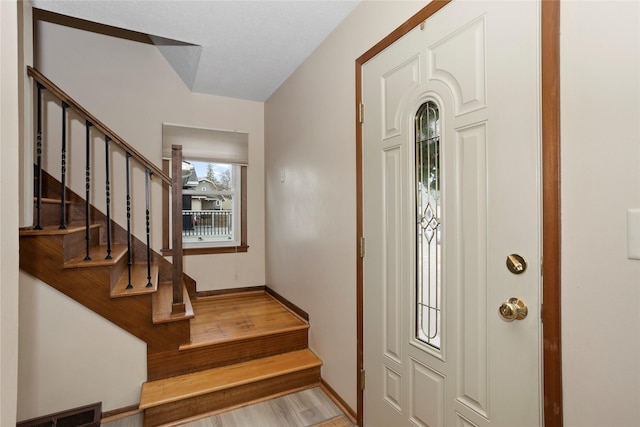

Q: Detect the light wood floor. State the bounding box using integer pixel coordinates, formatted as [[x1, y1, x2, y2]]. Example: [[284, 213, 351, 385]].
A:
[[185, 291, 308, 348], [102, 387, 353, 427]]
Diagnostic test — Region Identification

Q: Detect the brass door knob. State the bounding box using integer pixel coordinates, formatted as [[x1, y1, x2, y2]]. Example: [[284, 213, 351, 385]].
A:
[[499, 298, 528, 321]]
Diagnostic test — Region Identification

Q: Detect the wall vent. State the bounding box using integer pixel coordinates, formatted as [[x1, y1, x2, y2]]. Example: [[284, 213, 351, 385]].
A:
[[17, 402, 101, 427]]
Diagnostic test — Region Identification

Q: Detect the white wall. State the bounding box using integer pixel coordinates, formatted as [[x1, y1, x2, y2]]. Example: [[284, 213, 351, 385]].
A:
[[19, 1, 33, 229], [265, 0, 427, 411], [0, 1, 21, 425], [17, 273, 146, 420], [561, 2, 640, 426]]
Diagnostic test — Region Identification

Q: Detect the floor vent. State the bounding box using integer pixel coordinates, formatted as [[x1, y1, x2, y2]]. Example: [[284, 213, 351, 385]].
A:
[[17, 402, 101, 427]]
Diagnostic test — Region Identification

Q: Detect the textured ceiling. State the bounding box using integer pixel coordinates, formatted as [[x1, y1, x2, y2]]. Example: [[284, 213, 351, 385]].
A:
[[32, 0, 360, 101]]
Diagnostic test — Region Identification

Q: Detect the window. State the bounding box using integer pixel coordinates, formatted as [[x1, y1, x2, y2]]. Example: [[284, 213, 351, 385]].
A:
[[415, 100, 441, 349], [182, 161, 239, 247], [162, 124, 248, 255]]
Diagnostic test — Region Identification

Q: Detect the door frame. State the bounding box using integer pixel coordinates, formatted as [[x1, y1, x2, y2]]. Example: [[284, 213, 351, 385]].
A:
[[354, 1, 562, 426]]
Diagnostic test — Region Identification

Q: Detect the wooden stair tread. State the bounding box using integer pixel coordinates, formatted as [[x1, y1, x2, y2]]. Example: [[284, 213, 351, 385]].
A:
[[139, 349, 322, 409], [36, 197, 73, 205], [152, 281, 194, 324], [111, 263, 159, 297], [181, 291, 308, 349], [65, 244, 128, 268], [19, 222, 101, 236]]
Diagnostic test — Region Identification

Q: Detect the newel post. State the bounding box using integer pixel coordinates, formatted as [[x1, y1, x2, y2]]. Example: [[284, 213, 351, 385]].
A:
[[171, 145, 185, 314]]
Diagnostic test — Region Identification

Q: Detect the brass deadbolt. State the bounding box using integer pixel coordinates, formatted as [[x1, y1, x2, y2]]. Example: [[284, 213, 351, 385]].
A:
[[506, 254, 527, 274]]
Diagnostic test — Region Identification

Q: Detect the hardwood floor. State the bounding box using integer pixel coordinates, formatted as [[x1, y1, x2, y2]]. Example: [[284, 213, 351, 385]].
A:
[[184, 291, 308, 348], [102, 387, 353, 427]]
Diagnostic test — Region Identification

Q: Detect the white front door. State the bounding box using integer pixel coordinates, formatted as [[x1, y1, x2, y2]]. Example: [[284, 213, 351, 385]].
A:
[[362, 1, 542, 426]]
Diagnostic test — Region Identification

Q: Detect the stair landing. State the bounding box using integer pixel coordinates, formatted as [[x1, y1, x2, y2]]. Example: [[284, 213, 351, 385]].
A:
[[182, 291, 309, 349]]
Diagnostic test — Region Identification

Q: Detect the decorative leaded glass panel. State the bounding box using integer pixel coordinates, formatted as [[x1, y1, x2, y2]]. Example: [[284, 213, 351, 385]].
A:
[[415, 101, 441, 349]]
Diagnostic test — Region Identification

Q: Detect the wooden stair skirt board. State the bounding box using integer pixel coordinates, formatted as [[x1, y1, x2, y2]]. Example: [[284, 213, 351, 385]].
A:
[[140, 349, 322, 427]]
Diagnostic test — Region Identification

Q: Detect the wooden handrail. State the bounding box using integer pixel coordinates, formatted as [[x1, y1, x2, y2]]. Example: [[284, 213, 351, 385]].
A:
[[27, 66, 171, 185]]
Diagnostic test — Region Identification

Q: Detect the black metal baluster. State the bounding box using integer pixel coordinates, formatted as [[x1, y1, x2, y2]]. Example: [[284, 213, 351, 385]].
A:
[[104, 136, 112, 260], [145, 168, 152, 288], [126, 153, 133, 289], [59, 102, 68, 229], [34, 83, 44, 230], [84, 121, 92, 261]]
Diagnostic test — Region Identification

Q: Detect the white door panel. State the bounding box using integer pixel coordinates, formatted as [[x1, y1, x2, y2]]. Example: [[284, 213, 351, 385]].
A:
[[363, 2, 542, 426]]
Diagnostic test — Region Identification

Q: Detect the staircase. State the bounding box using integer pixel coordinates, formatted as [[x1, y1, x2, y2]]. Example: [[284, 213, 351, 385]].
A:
[[20, 67, 322, 426]]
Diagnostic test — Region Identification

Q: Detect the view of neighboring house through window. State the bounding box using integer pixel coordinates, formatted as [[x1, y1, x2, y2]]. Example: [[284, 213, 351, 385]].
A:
[[182, 160, 240, 247], [162, 123, 248, 255]]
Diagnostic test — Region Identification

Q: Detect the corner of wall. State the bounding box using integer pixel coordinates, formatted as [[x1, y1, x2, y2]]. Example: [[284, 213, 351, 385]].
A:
[[18, 0, 34, 228], [0, 1, 22, 425]]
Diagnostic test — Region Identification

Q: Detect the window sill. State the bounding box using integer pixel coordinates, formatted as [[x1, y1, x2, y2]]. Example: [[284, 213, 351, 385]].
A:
[[161, 245, 249, 256]]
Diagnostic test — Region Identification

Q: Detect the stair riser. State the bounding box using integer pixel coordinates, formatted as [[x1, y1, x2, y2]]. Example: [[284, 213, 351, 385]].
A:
[[63, 227, 100, 263], [143, 367, 321, 427], [146, 328, 309, 381], [109, 255, 128, 290], [36, 202, 70, 228]]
